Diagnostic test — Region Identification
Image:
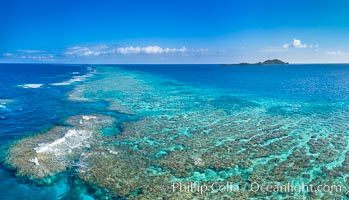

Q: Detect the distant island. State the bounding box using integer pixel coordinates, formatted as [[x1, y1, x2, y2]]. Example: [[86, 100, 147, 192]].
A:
[[221, 59, 289, 66]]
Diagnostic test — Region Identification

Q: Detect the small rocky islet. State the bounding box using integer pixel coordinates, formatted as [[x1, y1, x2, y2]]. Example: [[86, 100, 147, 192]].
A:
[[221, 59, 289, 66]]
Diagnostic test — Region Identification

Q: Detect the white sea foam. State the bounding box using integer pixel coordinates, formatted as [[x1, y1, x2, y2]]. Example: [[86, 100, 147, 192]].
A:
[[68, 94, 89, 101], [20, 84, 44, 89], [82, 115, 97, 121], [0, 99, 11, 104], [52, 69, 96, 86], [0, 99, 14, 109], [34, 129, 92, 154], [0, 100, 8, 109]]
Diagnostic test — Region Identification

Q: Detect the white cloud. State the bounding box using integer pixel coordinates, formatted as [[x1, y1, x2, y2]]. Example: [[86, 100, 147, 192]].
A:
[[64, 45, 189, 57], [20, 54, 54, 60], [293, 39, 307, 48], [117, 46, 142, 55], [4, 45, 209, 62], [63, 45, 109, 57], [3, 53, 13, 57], [3, 51, 54, 61], [117, 46, 187, 55], [326, 50, 343, 55], [262, 38, 314, 53], [17, 50, 45, 53], [282, 44, 291, 49], [283, 38, 309, 49]]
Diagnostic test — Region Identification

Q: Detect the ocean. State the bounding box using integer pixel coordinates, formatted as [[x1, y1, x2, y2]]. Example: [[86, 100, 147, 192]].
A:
[[1, 63, 349, 199]]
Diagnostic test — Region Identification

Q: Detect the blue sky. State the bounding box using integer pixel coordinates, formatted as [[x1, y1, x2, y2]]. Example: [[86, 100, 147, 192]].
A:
[[1, 0, 349, 63]]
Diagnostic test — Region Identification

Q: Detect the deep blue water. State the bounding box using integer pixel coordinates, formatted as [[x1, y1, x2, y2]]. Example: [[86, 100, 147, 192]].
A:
[[0, 64, 88, 143], [1, 63, 349, 199], [116, 64, 349, 102], [0, 64, 94, 199]]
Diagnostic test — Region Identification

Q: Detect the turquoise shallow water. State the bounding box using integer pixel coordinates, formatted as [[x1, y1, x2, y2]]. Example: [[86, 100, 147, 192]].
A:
[[1, 64, 349, 199]]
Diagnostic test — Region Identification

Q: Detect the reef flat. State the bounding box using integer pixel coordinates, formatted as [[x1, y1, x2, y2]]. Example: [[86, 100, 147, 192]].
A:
[[5, 66, 349, 199], [5, 115, 115, 182]]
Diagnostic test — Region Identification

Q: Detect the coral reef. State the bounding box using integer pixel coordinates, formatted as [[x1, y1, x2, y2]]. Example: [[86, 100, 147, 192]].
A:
[[6, 66, 349, 199], [5, 115, 114, 182]]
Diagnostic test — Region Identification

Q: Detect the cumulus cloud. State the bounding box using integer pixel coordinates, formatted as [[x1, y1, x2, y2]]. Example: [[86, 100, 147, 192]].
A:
[[283, 39, 310, 49], [19, 54, 55, 60], [63, 45, 109, 57], [3, 44, 209, 62], [117, 46, 142, 55], [117, 46, 187, 55], [3, 51, 54, 61], [262, 38, 314, 53], [63, 45, 190, 57]]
